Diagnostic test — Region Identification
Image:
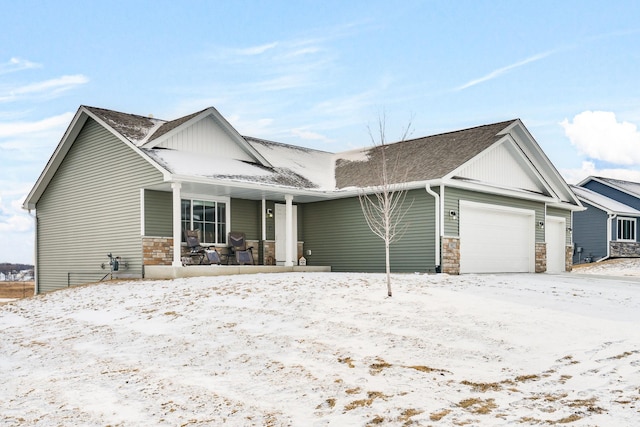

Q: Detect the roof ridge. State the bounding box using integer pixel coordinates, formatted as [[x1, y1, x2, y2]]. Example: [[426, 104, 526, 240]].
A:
[[83, 105, 166, 122], [398, 119, 518, 145], [244, 135, 334, 154]]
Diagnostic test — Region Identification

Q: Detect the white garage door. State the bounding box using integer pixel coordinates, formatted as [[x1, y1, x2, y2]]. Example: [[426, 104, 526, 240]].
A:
[[460, 201, 535, 273], [545, 216, 566, 273]]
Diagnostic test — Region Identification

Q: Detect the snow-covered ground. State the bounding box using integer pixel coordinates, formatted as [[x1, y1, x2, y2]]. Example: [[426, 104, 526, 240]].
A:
[[573, 257, 640, 276], [1, 270, 639, 426]]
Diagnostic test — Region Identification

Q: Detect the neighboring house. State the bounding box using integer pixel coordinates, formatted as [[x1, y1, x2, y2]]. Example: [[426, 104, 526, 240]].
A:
[[23, 106, 582, 293], [571, 177, 640, 263]]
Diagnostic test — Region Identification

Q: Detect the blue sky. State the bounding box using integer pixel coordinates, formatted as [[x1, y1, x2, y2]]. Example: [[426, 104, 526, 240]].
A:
[[1, 0, 640, 264]]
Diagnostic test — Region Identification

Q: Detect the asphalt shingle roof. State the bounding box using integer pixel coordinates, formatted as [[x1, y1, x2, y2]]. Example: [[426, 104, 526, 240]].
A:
[[334, 120, 516, 189]]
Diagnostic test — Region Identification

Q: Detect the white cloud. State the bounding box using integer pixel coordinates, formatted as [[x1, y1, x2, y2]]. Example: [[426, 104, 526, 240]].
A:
[[0, 57, 41, 75], [560, 111, 640, 165], [455, 50, 555, 91], [0, 75, 89, 103], [235, 42, 279, 56], [0, 112, 74, 139], [0, 195, 32, 233], [561, 161, 640, 185], [290, 128, 330, 141]]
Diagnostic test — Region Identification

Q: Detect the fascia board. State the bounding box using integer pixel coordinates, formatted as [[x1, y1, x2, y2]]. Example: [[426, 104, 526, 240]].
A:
[[443, 178, 558, 204], [167, 173, 338, 199], [511, 120, 582, 207], [166, 173, 442, 201], [142, 107, 274, 168], [547, 201, 587, 212], [23, 108, 89, 210], [575, 196, 640, 216]]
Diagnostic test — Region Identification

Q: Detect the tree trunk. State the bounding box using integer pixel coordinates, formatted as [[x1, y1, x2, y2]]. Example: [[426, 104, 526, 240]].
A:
[[385, 241, 392, 297]]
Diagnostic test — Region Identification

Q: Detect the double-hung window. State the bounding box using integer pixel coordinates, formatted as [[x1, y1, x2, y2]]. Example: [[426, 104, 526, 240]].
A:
[[181, 198, 227, 244], [617, 217, 636, 241]]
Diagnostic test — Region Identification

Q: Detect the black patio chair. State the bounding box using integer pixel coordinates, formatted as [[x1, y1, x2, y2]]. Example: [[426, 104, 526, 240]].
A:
[[226, 231, 254, 265], [184, 229, 221, 265]]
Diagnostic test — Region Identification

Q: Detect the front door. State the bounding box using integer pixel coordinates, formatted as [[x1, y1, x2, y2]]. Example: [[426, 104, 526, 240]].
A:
[[275, 203, 298, 265]]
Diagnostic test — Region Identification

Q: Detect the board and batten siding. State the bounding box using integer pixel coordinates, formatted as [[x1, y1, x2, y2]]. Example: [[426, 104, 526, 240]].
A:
[[302, 189, 436, 273], [36, 119, 164, 292], [443, 187, 545, 242]]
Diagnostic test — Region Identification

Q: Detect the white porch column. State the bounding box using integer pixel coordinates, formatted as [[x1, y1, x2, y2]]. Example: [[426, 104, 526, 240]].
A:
[[261, 198, 267, 241], [285, 194, 294, 266], [172, 182, 182, 267]]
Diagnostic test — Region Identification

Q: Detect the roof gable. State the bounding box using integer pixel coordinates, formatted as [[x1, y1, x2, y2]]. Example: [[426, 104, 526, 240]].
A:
[[571, 185, 640, 216], [141, 107, 272, 167], [578, 176, 640, 211], [453, 137, 552, 195]]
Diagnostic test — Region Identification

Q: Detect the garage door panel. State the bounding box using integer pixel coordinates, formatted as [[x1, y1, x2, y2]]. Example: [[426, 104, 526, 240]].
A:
[[460, 202, 534, 273]]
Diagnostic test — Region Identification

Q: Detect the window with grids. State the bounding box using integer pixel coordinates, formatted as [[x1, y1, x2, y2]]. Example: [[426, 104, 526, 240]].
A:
[[617, 217, 636, 241], [181, 199, 227, 244]]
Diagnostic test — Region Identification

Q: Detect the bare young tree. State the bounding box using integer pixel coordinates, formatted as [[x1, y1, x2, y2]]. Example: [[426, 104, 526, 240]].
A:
[[358, 115, 413, 297]]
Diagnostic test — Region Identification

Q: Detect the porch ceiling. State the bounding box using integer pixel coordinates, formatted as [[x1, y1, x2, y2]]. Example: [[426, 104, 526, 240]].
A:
[[145, 181, 339, 203]]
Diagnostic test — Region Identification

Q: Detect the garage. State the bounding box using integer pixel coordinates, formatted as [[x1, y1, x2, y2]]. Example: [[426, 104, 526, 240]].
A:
[[459, 201, 535, 273], [545, 216, 567, 273]]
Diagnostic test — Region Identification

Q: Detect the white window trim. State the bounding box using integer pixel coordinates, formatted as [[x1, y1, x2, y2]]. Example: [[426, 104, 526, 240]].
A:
[[181, 194, 231, 246], [616, 217, 637, 242]]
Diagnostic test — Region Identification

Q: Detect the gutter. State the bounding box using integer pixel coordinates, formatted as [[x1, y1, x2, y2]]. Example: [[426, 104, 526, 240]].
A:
[[425, 184, 441, 271]]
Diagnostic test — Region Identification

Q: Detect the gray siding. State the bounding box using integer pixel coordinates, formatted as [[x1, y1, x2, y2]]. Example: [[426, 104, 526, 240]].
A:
[[302, 189, 436, 273], [572, 201, 608, 263], [443, 187, 546, 242], [583, 181, 640, 210], [36, 119, 164, 292], [546, 206, 572, 245], [230, 198, 260, 240], [144, 190, 172, 236]]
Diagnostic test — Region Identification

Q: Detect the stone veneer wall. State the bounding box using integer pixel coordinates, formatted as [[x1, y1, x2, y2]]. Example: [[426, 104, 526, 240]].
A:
[[143, 237, 173, 266], [610, 241, 640, 258], [565, 246, 573, 272], [441, 237, 460, 275], [535, 243, 546, 273], [142, 237, 303, 266]]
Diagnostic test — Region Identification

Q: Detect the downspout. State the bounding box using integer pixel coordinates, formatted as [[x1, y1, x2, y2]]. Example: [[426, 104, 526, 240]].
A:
[[425, 185, 441, 272], [28, 210, 38, 295]]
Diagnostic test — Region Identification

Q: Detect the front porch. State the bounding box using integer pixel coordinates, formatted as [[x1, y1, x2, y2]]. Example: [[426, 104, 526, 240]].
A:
[[141, 235, 330, 280], [144, 264, 331, 280]]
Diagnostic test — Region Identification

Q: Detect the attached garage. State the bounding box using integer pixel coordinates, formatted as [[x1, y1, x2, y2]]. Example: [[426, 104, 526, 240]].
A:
[[459, 201, 535, 273], [545, 216, 567, 273]]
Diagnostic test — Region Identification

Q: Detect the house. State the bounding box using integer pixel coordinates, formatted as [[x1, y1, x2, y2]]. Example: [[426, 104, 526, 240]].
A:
[[571, 176, 640, 263], [23, 105, 582, 293]]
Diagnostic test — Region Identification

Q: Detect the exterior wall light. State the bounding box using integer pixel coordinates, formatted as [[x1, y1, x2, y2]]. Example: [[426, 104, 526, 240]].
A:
[[266, 208, 273, 218], [449, 210, 457, 220], [538, 221, 545, 229]]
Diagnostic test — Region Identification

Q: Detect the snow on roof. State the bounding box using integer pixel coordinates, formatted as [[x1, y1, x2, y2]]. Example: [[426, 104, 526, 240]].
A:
[[246, 137, 336, 190], [85, 106, 166, 145], [145, 148, 325, 189], [597, 177, 640, 198], [571, 185, 640, 215]]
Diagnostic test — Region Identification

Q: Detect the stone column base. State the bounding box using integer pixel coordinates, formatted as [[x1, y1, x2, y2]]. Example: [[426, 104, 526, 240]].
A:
[[441, 236, 460, 275]]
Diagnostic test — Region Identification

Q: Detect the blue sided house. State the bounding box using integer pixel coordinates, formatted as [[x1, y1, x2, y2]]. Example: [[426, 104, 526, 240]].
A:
[[571, 176, 640, 263]]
